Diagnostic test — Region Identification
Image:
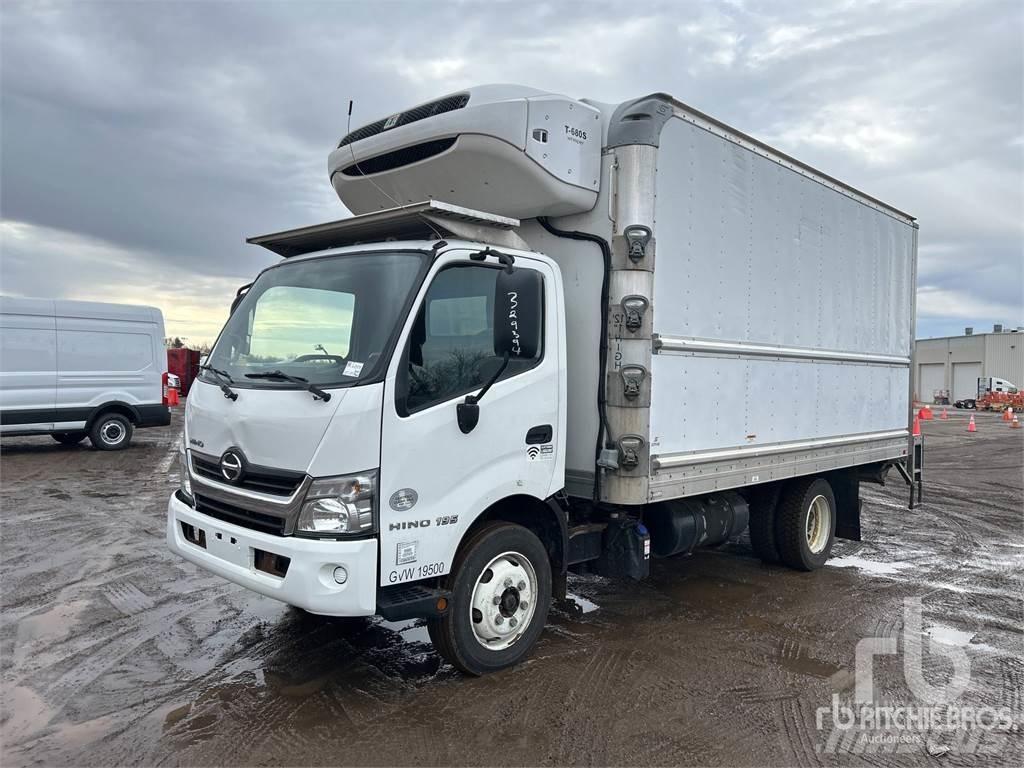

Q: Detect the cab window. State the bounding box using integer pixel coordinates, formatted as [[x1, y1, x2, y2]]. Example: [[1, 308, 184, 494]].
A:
[[399, 264, 542, 414]]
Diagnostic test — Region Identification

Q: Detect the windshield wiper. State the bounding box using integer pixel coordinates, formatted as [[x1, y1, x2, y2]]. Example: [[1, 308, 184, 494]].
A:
[[245, 370, 332, 402], [199, 364, 238, 401]]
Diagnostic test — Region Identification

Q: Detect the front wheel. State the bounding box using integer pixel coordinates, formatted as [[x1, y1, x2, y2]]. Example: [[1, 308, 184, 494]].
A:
[[775, 477, 836, 571], [427, 522, 551, 676]]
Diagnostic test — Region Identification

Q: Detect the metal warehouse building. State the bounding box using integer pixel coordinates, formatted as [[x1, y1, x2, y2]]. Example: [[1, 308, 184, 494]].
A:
[[915, 325, 1024, 403]]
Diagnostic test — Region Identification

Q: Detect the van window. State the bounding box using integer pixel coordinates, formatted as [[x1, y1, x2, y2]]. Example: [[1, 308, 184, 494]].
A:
[[58, 331, 153, 372], [400, 264, 542, 414]]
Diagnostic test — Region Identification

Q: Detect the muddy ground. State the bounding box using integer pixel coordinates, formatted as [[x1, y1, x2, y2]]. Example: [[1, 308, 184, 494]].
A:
[[1, 409, 1021, 767]]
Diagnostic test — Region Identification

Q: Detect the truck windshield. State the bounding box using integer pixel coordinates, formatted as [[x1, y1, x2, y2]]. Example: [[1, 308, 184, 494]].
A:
[[204, 251, 425, 388]]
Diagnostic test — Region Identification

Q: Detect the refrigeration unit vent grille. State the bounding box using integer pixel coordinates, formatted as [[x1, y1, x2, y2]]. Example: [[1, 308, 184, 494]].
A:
[[338, 93, 470, 147], [340, 138, 457, 176]]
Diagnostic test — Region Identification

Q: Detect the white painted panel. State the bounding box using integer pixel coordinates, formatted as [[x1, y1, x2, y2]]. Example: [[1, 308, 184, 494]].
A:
[[652, 117, 914, 358], [649, 354, 909, 455], [55, 313, 163, 409], [952, 362, 981, 401], [918, 363, 945, 403], [0, 302, 57, 416]]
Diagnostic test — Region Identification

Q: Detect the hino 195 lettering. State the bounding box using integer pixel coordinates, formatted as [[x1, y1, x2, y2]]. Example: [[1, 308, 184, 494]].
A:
[[167, 84, 921, 675]]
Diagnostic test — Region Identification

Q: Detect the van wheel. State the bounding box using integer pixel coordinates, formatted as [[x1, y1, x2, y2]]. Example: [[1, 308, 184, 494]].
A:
[[775, 477, 836, 571], [427, 522, 551, 676], [89, 413, 133, 450], [52, 432, 87, 446]]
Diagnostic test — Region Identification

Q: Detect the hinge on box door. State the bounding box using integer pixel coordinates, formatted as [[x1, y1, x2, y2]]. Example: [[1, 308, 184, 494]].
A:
[[617, 434, 645, 470], [621, 295, 648, 332], [620, 365, 647, 400], [624, 225, 652, 264]]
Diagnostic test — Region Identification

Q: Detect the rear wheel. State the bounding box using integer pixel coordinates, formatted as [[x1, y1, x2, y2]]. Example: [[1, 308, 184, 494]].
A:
[[775, 477, 836, 571], [51, 431, 87, 446], [89, 413, 133, 451], [427, 522, 551, 676]]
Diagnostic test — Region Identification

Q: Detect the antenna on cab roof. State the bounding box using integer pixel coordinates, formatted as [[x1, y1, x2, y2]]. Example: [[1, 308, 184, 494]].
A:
[[345, 99, 445, 243]]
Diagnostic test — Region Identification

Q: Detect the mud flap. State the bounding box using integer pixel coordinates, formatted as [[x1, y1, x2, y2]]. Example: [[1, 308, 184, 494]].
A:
[[828, 470, 862, 542]]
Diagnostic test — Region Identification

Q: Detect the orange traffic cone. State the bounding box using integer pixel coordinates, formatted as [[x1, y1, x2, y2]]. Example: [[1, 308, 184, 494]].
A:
[[967, 415, 977, 433], [940, 408, 949, 420], [918, 406, 933, 420], [1011, 415, 1021, 430], [913, 416, 921, 436], [1002, 407, 1013, 422]]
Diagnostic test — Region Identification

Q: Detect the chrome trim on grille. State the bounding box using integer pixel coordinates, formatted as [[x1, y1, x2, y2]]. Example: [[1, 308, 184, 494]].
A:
[[187, 451, 310, 523]]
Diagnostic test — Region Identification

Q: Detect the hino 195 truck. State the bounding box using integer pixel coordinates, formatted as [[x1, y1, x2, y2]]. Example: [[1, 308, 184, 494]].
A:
[[167, 85, 920, 675]]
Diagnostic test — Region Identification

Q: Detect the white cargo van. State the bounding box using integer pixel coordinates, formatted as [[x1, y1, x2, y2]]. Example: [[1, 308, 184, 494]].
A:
[[0, 298, 171, 449], [167, 85, 921, 674]]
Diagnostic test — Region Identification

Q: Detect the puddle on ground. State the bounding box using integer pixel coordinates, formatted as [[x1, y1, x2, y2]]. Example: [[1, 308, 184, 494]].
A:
[[924, 623, 997, 652], [827, 555, 912, 576], [379, 618, 431, 645], [565, 593, 600, 614]]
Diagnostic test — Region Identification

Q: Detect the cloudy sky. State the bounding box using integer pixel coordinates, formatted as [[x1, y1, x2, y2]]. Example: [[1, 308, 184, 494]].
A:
[[1, 0, 1021, 343]]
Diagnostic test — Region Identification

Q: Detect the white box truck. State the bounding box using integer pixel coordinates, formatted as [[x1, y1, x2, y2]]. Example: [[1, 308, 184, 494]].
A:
[[0, 297, 172, 448], [167, 85, 920, 674]]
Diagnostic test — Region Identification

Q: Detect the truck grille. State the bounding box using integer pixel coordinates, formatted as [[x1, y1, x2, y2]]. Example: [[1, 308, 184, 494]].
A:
[[191, 453, 305, 497], [338, 93, 470, 148], [194, 493, 286, 536], [340, 138, 456, 177]]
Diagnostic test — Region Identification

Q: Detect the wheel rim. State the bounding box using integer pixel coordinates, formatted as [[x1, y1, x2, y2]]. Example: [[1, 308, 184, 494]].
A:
[[101, 421, 125, 445], [805, 494, 832, 554], [469, 551, 538, 651]]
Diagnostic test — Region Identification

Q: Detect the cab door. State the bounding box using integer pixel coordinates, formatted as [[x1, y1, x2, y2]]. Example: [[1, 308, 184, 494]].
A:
[[378, 252, 563, 587]]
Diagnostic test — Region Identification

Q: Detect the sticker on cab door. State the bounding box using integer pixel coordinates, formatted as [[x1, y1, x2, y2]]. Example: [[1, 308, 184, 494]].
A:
[[526, 444, 554, 461], [342, 361, 364, 377]]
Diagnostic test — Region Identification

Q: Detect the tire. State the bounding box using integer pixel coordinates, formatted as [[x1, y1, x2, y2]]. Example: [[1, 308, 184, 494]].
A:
[[775, 477, 836, 571], [51, 431, 87, 446], [89, 413, 134, 451], [746, 485, 781, 563], [427, 522, 551, 676]]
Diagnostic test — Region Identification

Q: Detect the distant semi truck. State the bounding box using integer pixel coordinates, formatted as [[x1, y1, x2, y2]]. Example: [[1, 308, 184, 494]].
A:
[[0, 298, 171, 449], [956, 376, 1022, 410], [167, 85, 920, 674]]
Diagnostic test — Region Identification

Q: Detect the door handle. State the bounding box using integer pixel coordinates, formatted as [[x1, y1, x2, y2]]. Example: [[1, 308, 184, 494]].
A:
[[525, 424, 552, 444]]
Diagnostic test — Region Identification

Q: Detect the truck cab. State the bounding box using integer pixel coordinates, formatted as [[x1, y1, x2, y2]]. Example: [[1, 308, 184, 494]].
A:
[[169, 233, 568, 673]]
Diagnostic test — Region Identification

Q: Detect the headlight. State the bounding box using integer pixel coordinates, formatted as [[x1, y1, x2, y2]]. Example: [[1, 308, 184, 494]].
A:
[[296, 471, 377, 537], [178, 438, 193, 504]]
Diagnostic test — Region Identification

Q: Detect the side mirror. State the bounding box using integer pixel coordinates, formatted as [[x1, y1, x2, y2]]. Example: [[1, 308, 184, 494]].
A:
[[493, 267, 543, 359], [199, 355, 208, 368]]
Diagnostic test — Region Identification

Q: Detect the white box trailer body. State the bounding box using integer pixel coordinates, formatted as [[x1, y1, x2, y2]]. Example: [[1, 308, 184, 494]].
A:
[[0, 297, 171, 448], [328, 86, 917, 506], [168, 84, 919, 675]]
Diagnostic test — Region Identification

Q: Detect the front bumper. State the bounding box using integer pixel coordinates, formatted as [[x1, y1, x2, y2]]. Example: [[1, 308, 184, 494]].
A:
[[166, 493, 377, 616]]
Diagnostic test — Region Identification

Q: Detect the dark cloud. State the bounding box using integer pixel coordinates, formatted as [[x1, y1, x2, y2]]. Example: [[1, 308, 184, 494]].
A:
[[1, 0, 1021, 341]]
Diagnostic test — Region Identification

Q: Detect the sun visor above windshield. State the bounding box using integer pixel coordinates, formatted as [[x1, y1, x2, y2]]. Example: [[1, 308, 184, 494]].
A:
[[247, 200, 524, 257]]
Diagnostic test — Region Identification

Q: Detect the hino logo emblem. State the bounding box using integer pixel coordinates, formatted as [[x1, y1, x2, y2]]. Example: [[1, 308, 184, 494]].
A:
[[220, 450, 244, 483]]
